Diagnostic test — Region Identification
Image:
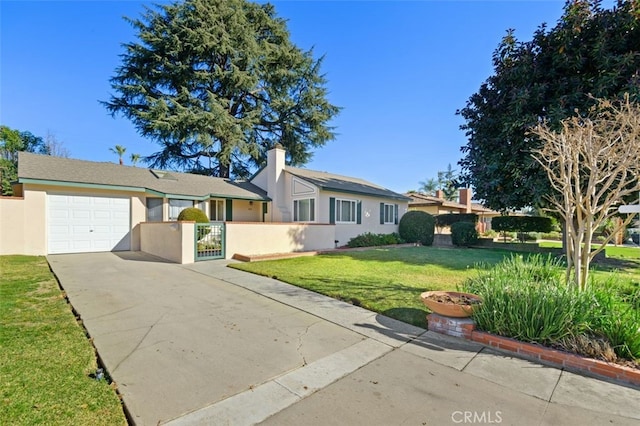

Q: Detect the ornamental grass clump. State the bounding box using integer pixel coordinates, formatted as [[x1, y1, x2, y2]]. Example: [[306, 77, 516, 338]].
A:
[[462, 254, 640, 361]]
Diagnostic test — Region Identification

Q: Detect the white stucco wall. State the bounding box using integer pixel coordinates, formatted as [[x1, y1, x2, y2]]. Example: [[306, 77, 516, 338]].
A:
[[140, 221, 195, 264], [225, 222, 335, 258], [231, 199, 262, 222]]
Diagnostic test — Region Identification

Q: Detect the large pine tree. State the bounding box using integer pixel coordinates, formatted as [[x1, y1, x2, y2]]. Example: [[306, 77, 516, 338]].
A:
[[105, 0, 340, 178]]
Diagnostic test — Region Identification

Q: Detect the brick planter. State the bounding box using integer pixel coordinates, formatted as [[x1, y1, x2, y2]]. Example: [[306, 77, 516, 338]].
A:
[[427, 313, 640, 387]]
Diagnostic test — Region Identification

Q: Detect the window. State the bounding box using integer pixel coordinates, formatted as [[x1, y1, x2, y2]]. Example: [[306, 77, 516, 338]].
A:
[[146, 198, 163, 222], [383, 203, 395, 224], [169, 199, 193, 220], [293, 198, 315, 222], [336, 199, 356, 223], [210, 199, 225, 221]]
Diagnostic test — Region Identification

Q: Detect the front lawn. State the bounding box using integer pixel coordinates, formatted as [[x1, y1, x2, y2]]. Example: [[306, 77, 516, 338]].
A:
[[230, 246, 640, 328], [231, 246, 524, 326], [0, 256, 127, 425]]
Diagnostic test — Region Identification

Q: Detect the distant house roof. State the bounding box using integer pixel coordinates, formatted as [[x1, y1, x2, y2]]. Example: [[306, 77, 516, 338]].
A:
[[285, 166, 411, 201], [17, 152, 268, 201], [406, 192, 498, 215]]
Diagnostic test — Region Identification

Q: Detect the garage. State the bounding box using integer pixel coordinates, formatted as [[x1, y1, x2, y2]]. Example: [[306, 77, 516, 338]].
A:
[[48, 194, 131, 254]]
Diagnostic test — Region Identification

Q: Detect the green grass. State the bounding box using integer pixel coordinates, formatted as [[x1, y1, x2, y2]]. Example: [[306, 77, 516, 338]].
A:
[[230, 245, 640, 329], [538, 241, 640, 260], [0, 256, 127, 426], [231, 246, 525, 327]]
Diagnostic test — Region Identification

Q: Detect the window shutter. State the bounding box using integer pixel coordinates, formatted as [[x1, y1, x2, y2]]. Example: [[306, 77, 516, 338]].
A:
[[329, 197, 335, 224], [225, 199, 233, 221], [380, 203, 385, 224], [394, 204, 399, 225], [357, 201, 362, 224], [262, 202, 268, 222]]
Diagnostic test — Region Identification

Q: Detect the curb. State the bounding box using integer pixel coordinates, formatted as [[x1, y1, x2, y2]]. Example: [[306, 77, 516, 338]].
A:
[[427, 313, 640, 388]]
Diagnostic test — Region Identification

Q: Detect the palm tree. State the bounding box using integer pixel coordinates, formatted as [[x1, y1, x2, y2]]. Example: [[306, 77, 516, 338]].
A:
[[418, 178, 439, 196], [130, 153, 141, 167], [110, 145, 126, 165]]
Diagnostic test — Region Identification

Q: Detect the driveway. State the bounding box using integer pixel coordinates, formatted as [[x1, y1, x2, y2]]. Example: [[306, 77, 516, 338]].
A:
[[48, 252, 640, 426]]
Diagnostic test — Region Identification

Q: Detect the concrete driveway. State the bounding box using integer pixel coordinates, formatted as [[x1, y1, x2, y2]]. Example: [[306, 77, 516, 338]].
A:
[[48, 252, 640, 426]]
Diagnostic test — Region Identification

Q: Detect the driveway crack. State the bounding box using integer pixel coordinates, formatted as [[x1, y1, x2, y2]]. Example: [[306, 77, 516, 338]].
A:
[[112, 312, 167, 373]]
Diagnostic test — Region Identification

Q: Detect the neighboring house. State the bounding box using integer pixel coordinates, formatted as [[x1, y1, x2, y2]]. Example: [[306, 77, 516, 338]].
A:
[[0, 145, 409, 259], [406, 189, 500, 233]]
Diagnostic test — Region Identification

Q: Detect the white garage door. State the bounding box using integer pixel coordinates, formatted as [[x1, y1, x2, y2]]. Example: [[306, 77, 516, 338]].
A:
[[48, 194, 131, 254]]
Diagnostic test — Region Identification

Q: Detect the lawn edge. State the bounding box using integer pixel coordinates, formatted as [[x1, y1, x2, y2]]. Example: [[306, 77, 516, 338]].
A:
[[427, 313, 640, 389]]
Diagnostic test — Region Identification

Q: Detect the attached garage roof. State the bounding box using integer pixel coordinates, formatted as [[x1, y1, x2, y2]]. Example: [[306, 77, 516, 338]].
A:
[[18, 152, 269, 201], [285, 166, 411, 201]]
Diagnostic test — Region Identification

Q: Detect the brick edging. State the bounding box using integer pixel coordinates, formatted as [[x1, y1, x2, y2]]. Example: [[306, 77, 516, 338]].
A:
[[427, 313, 640, 387]]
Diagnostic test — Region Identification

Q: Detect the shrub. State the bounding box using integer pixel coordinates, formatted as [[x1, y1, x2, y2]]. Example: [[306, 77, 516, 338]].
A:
[[435, 213, 478, 228], [481, 229, 498, 238], [347, 232, 403, 248], [462, 255, 640, 361], [177, 207, 209, 223], [451, 222, 478, 247], [398, 211, 435, 246], [540, 231, 562, 240], [492, 216, 553, 243]]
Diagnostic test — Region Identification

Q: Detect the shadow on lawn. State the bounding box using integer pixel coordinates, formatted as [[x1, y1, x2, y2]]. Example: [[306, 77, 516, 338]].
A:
[[381, 307, 428, 328]]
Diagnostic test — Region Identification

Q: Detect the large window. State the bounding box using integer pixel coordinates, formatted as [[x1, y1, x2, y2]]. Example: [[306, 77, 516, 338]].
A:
[[383, 203, 396, 224], [293, 198, 315, 222], [336, 199, 356, 223], [210, 199, 225, 221], [169, 199, 193, 220], [146, 198, 163, 222]]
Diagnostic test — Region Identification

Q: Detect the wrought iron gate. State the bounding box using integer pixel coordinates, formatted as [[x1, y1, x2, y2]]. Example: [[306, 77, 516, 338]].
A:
[[195, 222, 225, 260]]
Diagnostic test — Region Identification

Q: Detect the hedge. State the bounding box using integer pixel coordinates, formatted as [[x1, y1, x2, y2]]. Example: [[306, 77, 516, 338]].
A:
[[435, 213, 478, 228], [398, 211, 435, 246], [492, 216, 553, 233]]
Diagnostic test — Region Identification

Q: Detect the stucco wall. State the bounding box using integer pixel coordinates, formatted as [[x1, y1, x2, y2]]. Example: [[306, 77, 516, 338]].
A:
[[2, 184, 148, 255], [231, 199, 262, 222], [317, 192, 409, 246], [0, 197, 29, 255], [225, 222, 335, 258], [140, 221, 195, 264]]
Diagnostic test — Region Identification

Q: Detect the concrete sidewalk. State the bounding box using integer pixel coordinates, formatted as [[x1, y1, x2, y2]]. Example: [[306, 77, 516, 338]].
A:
[[48, 252, 640, 426]]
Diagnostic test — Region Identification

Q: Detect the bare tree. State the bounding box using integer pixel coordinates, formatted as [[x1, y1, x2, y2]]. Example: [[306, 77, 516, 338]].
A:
[[531, 96, 640, 290], [45, 131, 70, 158]]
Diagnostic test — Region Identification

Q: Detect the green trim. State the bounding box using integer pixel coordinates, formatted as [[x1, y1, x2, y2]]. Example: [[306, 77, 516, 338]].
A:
[[380, 203, 385, 225], [394, 204, 399, 225], [329, 197, 336, 224], [357, 201, 362, 225], [19, 178, 144, 193], [225, 199, 233, 221]]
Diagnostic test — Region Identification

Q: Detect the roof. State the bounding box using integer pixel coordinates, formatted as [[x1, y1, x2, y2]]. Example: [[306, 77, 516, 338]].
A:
[[17, 152, 268, 201], [406, 192, 499, 215], [285, 166, 411, 201]]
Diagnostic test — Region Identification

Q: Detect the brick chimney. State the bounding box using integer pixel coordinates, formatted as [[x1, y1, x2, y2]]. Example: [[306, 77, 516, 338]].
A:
[[459, 188, 472, 213], [436, 190, 444, 199]]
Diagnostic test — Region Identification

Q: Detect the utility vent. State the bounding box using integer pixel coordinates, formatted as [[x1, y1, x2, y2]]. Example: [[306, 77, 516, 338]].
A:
[[150, 169, 178, 181]]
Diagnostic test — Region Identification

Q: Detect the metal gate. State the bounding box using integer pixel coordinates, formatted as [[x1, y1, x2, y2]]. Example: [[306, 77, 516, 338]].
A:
[[195, 222, 225, 260]]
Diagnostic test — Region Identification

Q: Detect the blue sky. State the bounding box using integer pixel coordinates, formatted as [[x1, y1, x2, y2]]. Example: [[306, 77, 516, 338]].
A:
[[0, 0, 611, 193]]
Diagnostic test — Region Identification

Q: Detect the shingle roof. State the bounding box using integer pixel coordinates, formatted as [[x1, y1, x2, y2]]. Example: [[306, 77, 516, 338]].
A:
[[406, 192, 499, 214], [285, 166, 411, 201], [17, 152, 268, 200]]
